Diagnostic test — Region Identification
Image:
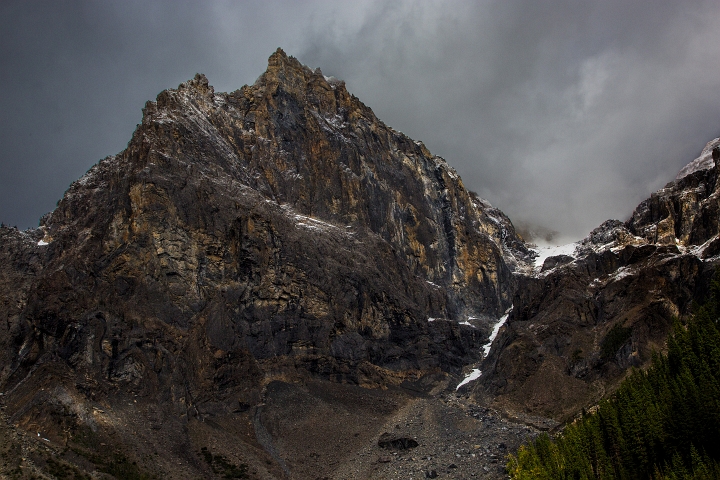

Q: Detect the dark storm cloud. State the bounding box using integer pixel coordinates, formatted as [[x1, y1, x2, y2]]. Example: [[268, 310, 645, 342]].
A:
[[2, 1, 720, 243], [299, 0, 720, 241]]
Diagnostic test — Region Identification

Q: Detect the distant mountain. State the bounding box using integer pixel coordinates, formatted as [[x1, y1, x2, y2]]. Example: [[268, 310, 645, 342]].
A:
[[0, 48, 717, 478]]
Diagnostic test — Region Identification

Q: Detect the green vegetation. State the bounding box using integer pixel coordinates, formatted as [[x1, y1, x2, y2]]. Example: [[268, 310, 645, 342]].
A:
[[600, 323, 632, 360], [508, 272, 720, 479]]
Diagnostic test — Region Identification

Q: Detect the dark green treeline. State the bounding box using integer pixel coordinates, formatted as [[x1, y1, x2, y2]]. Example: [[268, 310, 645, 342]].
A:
[[507, 272, 720, 479]]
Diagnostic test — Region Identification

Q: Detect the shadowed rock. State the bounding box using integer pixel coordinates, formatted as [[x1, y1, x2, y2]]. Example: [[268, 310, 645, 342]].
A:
[[378, 432, 419, 450]]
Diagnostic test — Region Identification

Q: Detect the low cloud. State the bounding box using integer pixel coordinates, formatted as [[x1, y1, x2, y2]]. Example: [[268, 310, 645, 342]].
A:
[[299, 0, 720, 240]]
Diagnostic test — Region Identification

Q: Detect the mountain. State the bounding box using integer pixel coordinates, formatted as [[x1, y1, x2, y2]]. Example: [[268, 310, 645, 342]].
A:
[[0, 48, 717, 478], [0, 49, 533, 479], [473, 138, 720, 421]]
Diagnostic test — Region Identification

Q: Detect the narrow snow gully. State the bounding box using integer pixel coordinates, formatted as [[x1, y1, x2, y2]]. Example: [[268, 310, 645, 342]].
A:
[[456, 368, 482, 390], [456, 306, 513, 390]]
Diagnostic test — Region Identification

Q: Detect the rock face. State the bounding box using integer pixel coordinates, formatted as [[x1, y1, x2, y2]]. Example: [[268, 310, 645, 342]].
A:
[[474, 138, 720, 421], [0, 49, 531, 478], [3, 49, 530, 386]]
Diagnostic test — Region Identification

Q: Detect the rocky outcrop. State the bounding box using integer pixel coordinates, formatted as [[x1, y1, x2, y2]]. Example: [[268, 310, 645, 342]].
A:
[[3, 50, 530, 386], [629, 139, 720, 247], [377, 432, 419, 450], [474, 138, 720, 421], [0, 227, 47, 383]]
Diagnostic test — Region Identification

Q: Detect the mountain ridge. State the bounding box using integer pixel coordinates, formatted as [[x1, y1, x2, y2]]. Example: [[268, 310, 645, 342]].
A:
[[471, 137, 720, 421], [0, 49, 717, 478]]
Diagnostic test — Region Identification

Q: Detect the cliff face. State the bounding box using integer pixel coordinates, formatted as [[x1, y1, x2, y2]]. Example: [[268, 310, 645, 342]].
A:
[[0, 49, 534, 477], [474, 138, 720, 421]]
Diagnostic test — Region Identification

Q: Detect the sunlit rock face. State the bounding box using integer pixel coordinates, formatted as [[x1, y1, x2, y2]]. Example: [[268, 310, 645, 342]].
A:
[[474, 138, 720, 422], [0, 49, 531, 448]]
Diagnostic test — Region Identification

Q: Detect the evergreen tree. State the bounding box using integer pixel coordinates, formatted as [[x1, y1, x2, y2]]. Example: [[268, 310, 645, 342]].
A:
[[507, 269, 720, 479]]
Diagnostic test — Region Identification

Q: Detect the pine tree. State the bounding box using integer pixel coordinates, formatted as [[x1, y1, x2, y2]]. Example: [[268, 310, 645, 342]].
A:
[[507, 268, 720, 479]]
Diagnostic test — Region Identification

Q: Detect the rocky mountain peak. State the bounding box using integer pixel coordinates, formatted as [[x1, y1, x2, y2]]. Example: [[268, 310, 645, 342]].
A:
[[675, 137, 720, 180], [627, 137, 720, 247], [125, 51, 529, 318], [472, 134, 720, 421], [249, 47, 351, 119], [0, 50, 532, 453], [268, 46, 289, 64]]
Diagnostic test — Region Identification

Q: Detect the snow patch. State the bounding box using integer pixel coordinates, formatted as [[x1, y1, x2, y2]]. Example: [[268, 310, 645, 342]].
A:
[[532, 243, 577, 272], [455, 306, 513, 390], [483, 306, 512, 358], [310, 111, 349, 138], [591, 265, 636, 287], [37, 239, 50, 246], [611, 266, 635, 281], [688, 234, 719, 258], [294, 215, 336, 230], [610, 237, 646, 253], [282, 205, 347, 235], [456, 369, 482, 390]]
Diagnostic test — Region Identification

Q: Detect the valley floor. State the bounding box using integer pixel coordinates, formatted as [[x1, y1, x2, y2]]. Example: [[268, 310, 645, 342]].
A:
[[329, 395, 540, 480], [254, 378, 544, 480], [0, 376, 545, 479]]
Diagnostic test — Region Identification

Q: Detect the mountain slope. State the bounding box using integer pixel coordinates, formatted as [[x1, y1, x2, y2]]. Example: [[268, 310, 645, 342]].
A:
[[0, 49, 531, 478], [473, 138, 720, 421]]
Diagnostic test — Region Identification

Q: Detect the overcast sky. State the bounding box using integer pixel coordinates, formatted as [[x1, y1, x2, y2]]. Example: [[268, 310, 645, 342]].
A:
[[2, 1, 720, 242]]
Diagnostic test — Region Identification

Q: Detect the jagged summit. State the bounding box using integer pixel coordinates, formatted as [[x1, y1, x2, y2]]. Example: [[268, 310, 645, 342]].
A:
[[263, 47, 345, 88], [62, 50, 530, 318]]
